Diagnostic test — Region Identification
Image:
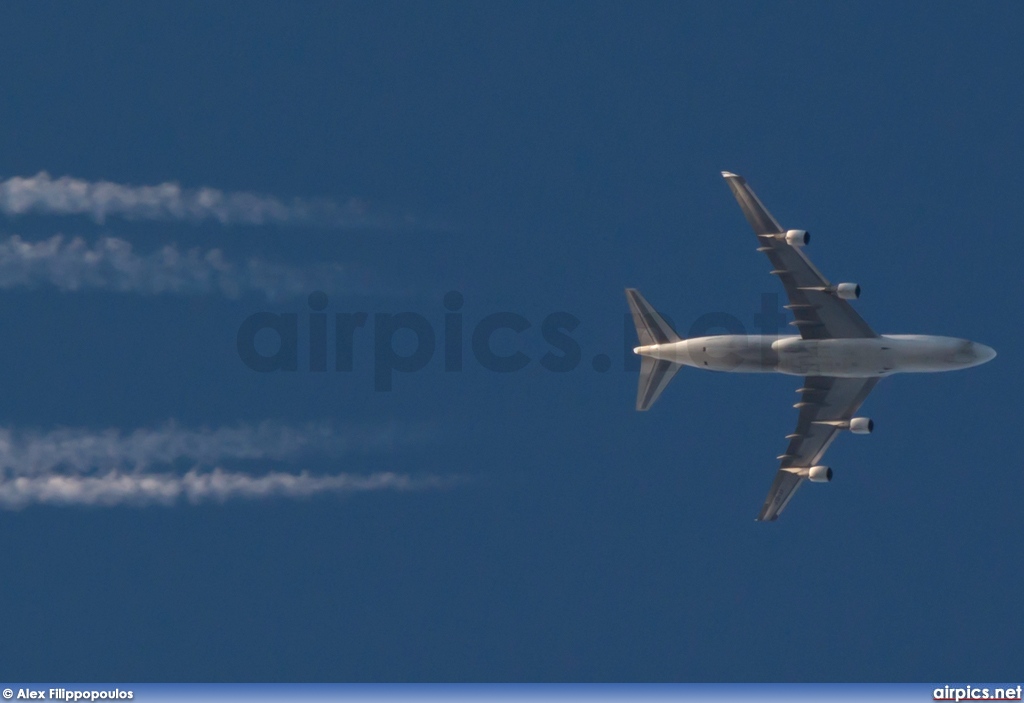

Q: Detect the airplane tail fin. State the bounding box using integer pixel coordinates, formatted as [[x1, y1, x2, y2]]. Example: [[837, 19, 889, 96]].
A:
[[635, 356, 681, 411], [625, 288, 683, 411], [625, 288, 681, 346]]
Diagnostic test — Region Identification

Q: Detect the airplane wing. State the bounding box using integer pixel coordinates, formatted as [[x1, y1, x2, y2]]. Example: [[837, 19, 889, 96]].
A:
[[757, 375, 879, 521], [721, 171, 876, 340]]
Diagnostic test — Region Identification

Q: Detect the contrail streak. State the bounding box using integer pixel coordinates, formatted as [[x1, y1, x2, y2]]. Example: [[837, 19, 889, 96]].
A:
[[0, 469, 456, 509], [0, 421, 431, 477], [0, 421, 452, 509], [0, 172, 386, 228], [0, 234, 373, 300]]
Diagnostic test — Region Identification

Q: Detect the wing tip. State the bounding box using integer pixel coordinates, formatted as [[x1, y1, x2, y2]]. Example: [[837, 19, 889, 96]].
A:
[[721, 170, 740, 179]]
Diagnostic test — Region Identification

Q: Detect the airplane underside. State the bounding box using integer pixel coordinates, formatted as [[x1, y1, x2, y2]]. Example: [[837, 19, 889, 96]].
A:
[[625, 171, 995, 521], [635, 333, 996, 378]]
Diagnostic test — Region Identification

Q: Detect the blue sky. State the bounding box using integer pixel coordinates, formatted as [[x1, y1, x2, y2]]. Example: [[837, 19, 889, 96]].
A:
[[0, 1, 1020, 682]]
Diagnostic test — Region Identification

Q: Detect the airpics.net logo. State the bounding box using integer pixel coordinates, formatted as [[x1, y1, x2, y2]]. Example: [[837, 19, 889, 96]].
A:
[[234, 291, 791, 390], [934, 685, 1023, 701]]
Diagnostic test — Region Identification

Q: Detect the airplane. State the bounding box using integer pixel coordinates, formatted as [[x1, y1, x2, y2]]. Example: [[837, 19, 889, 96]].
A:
[[626, 171, 996, 521]]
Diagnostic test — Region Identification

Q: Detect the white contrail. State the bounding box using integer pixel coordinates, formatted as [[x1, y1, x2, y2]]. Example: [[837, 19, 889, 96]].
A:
[[0, 421, 452, 509], [0, 469, 456, 509], [0, 234, 373, 300], [0, 421, 431, 477], [0, 172, 387, 228]]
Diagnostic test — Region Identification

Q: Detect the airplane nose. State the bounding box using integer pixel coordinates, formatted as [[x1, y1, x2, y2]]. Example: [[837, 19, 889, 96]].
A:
[[973, 343, 996, 364]]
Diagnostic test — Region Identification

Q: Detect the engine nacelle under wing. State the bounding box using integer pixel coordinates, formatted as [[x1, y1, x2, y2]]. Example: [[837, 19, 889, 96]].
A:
[[808, 465, 833, 483], [835, 282, 860, 299], [785, 229, 809, 247], [849, 417, 873, 434]]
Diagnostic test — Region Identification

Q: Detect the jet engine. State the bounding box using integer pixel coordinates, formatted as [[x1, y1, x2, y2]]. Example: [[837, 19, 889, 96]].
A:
[[835, 282, 861, 299], [785, 229, 809, 247], [849, 417, 873, 434], [808, 465, 833, 483]]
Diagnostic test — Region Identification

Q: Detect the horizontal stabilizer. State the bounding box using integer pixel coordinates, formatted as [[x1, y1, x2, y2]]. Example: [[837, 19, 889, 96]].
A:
[[625, 288, 681, 346], [626, 289, 683, 411], [636, 355, 681, 411]]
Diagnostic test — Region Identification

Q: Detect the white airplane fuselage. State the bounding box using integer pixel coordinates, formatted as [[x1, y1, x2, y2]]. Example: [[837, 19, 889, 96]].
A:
[[635, 334, 996, 378]]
